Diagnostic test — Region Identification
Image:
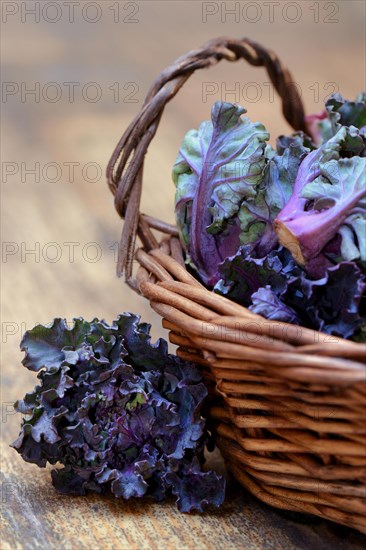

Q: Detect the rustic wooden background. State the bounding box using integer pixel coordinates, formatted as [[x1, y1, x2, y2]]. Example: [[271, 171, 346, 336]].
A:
[[1, 1, 366, 548]]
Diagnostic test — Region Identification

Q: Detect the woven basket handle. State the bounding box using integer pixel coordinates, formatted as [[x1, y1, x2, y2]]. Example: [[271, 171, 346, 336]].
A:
[[107, 37, 307, 282]]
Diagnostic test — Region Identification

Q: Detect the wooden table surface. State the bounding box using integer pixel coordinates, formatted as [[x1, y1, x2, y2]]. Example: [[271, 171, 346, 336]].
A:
[[1, 2, 366, 548]]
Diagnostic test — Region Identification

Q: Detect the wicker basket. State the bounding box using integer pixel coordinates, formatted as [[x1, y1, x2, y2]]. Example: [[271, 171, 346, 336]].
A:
[[107, 38, 366, 533]]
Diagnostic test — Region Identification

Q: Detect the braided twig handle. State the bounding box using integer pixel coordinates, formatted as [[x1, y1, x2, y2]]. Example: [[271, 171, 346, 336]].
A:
[[106, 37, 307, 283]]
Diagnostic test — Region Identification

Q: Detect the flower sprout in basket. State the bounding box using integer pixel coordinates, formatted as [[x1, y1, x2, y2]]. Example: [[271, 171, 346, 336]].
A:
[[106, 38, 366, 533]]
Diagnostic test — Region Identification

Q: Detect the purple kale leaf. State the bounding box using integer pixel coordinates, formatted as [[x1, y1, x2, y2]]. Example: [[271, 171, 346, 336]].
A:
[[213, 246, 298, 306], [173, 101, 269, 286], [239, 134, 310, 257], [282, 262, 366, 338], [318, 93, 366, 153], [249, 286, 300, 325], [165, 457, 225, 513], [274, 126, 366, 274], [215, 245, 365, 338], [11, 314, 225, 512]]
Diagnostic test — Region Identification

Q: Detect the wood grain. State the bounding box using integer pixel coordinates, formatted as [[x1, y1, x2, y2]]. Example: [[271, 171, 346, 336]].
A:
[[1, 1, 366, 548]]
